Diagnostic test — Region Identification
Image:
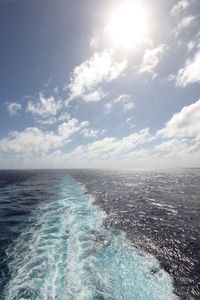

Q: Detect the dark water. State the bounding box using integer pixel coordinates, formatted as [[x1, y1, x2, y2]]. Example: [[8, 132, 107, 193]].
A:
[[0, 170, 63, 298], [70, 169, 200, 299], [0, 169, 199, 299]]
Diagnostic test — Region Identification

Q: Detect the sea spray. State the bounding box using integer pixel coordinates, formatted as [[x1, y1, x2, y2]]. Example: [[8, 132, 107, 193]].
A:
[[4, 176, 177, 300]]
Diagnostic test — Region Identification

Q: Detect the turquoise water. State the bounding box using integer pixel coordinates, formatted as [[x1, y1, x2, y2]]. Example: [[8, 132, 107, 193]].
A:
[[4, 176, 177, 300]]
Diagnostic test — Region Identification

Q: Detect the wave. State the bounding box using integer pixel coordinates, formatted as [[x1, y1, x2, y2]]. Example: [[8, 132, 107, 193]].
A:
[[4, 176, 177, 300]]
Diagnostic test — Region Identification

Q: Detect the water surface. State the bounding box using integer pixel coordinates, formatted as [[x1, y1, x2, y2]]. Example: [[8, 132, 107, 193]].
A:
[[1, 169, 199, 299]]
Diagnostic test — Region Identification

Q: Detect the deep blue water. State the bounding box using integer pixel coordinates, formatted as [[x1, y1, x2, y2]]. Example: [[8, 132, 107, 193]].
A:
[[0, 170, 199, 299], [70, 169, 200, 299]]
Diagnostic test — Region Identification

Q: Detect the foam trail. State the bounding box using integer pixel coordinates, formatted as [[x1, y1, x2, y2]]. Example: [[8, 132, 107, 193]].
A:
[[4, 176, 178, 300]]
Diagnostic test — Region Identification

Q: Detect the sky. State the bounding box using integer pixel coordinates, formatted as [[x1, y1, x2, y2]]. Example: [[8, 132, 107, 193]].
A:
[[0, 0, 200, 169]]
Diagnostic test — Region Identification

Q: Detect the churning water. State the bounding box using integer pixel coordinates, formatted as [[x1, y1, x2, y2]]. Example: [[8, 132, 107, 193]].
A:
[[0, 171, 177, 300]]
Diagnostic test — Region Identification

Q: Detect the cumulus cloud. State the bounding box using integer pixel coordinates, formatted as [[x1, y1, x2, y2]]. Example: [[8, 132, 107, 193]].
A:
[[178, 15, 196, 30], [0, 118, 97, 154], [170, 0, 196, 36], [36, 112, 70, 126], [155, 138, 193, 156], [37, 117, 57, 125], [0, 127, 64, 154], [68, 50, 127, 102], [6, 102, 22, 116], [187, 40, 197, 52], [125, 117, 135, 129], [138, 45, 168, 79], [174, 48, 200, 86], [57, 118, 87, 138], [156, 99, 200, 158], [2, 96, 200, 168], [90, 36, 99, 49], [174, 15, 197, 36], [170, 0, 190, 17], [105, 94, 135, 114], [81, 90, 105, 102], [58, 112, 71, 122], [187, 32, 200, 52], [158, 99, 200, 139], [69, 128, 152, 160], [80, 127, 98, 138], [27, 93, 63, 118]]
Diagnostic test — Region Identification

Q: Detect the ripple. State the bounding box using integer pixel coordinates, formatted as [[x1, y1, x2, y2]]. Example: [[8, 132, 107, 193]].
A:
[[4, 176, 176, 300]]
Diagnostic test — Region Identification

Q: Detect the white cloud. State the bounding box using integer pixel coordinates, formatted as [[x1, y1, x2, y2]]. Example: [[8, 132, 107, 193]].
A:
[[2, 96, 200, 168], [170, 1, 196, 36], [178, 15, 196, 29], [187, 32, 200, 52], [158, 99, 200, 139], [114, 94, 135, 112], [68, 50, 127, 102], [156, 98, 200, 158], [80, 127, 98, 138], [36, 112, 70, 126], [79, 120, 98, 137], [58, 118, 82, 137], [123, 102, 134, 112], [104, 102, 113, 114], [0, 118, 97, 154], [37, 117, 57, 125], [6, 102, 22, 116], [69, 128, 152, 160], [170, 0, 190, 17], [155, 138, 192, 156], [132, 98, 199, 161], [27, 93, 63, 118], [125, 117, 135, 129], [58, 112, 71, 122], [0, 127, 64, 154], [138, 45, 168, 79], [187, 40, 196, 52], [174, 15, 197, 36], [105, 94, 135, 113], [81, 90, 105, 102], [90, 36, 99, 49], [175, 49, 200, 86], [57, 119, 98, 140]]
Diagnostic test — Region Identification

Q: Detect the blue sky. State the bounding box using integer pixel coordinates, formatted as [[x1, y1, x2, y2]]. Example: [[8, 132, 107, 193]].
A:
[[0, 0, 200, 169]]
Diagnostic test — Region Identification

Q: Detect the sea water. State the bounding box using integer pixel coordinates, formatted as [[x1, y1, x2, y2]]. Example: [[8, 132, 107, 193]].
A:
[[70, 169, 200, 299], [0, 173, 177, 300]]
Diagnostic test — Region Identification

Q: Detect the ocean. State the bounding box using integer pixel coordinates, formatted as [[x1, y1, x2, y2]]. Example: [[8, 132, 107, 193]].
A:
[[0, 169, 199, 299]]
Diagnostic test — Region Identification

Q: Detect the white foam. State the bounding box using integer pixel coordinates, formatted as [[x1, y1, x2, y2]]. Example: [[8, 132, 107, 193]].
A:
[[4, 176, 178, 300]]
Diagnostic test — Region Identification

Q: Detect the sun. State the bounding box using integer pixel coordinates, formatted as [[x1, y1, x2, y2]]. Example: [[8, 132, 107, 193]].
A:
[[107, 2, 148, 49]]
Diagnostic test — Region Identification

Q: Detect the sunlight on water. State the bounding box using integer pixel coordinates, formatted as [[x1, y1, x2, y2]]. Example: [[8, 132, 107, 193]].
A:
[[4, 176, 177, 300]]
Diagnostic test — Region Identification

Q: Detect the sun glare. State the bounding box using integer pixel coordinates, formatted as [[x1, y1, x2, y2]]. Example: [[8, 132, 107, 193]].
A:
[[108, 2, 148, 49]]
